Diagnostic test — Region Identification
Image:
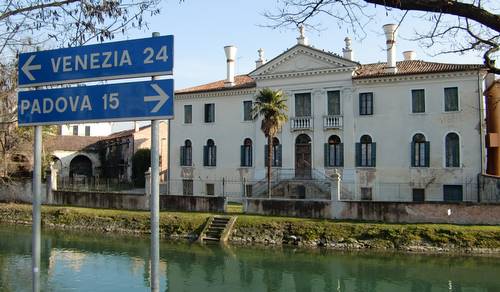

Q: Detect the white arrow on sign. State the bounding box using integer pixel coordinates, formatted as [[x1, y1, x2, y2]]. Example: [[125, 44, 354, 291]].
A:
[[144, 84, 169, 113], [22, 55, 42, 81]]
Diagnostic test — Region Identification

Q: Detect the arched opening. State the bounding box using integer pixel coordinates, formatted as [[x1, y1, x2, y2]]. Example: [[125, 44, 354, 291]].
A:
[[412, 134, 429, 167], [241, 138, 253, 167], [69, 155, 93, 178], [326, 135, 343, 167], [51, 156, 62, 172], [295, 134, 312, 178]]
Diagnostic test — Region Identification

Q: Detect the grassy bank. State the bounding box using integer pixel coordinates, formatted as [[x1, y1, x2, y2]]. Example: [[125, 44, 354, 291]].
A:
[[1, 203, 499, 253]]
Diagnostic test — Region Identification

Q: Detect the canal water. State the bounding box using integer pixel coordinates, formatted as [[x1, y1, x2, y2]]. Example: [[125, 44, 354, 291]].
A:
[[0, 225, 498, 291]]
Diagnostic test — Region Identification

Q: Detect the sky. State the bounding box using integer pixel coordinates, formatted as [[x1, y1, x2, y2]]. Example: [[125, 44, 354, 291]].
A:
[[120, 0, 484, 90], [110, 0, 485, 131]]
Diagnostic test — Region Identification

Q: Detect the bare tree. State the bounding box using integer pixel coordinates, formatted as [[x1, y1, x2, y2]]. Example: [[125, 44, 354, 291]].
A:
[[0, 0, 162, 57], [264, 0, 499, 74], [0, 0, 164, 179]]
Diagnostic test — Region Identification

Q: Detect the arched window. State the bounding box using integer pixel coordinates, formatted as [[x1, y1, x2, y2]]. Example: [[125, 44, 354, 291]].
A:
[[180, 140, 192, 166], [265, 137, 282, 167], [356, 135, 376, 167], [241, 138, 253, 167], [445, 133, 460, 167], [411, 134, 429, 167], [204, 139, 216, 167], [325, 135, 343, 167]]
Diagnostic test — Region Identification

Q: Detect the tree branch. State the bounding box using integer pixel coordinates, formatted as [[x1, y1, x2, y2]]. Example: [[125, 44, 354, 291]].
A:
[[364, 0, 500, 32]]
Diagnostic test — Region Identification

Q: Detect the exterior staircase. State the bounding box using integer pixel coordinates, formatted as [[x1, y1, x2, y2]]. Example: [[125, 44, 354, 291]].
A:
[[198, 216, 236, 244], [250, 168, 332, 199]]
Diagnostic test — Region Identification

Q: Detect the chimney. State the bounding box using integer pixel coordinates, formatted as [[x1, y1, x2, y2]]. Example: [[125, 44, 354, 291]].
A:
[[403, 50, 416, 61], [224, 45, 237, 87], [383, 23, 398, 73], [296, 24, 309, 46], [255, 48, 266, 68], [342, 37, 353, 61]]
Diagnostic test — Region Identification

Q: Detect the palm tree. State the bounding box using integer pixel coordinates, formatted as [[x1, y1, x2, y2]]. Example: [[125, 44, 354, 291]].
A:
[[252, 88, 288, 198]]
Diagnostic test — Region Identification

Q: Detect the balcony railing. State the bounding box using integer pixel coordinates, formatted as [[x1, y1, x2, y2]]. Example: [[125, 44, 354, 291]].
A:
[[323, 115, 343, 129], [290, 116, 313, 131]]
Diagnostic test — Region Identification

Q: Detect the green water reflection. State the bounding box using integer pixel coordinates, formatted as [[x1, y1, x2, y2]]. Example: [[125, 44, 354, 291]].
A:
[[0, 225, 498, 291]]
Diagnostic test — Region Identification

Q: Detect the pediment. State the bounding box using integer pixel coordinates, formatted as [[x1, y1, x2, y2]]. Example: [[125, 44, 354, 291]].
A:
[[249, 44, 358, 78]]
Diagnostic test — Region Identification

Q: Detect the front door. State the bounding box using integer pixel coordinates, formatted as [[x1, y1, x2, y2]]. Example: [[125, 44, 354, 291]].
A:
[[295, 134, 312, 178]]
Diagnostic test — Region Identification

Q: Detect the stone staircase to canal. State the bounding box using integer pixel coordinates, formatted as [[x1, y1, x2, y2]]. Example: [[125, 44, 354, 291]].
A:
[[198, 216, 237, 244]]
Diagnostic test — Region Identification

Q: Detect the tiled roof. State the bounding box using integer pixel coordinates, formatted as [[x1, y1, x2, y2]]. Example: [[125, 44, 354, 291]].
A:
[[174, 60, 483, 95], [354, 60, 483, 79], [45, 135, 103, 152], [175, 75, 256, 94]]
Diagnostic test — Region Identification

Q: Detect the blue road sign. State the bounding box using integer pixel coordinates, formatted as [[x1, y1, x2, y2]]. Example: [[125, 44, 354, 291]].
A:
[[18, 79, 174, 125], [18, 36, 173, 88]]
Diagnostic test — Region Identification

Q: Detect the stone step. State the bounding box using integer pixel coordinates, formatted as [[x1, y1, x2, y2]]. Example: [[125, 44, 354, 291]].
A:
[[203, 237, 220, 242]]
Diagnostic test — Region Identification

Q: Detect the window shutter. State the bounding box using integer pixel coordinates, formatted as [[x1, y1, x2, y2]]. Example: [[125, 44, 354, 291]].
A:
[[371, 143, 377, 167], [355, 143, 361, 167], [249, 146, 253, 167], [369, 94, 373, 115], [213, 145, 217, 166], [339, 143, 344, 167], [203, 146, 208, 166], [424, 141, 430, 167], [324, 143, 330, 167], [277, 145, 282, 167], [240, 145, 245, 166], [264, 146, 269, 167], [180, 146, 186, 166], [358, 94, 363, 115], [410, 142, 415, 167]]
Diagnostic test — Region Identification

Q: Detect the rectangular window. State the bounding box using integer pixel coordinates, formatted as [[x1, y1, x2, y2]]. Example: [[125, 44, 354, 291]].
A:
[[361, 187, 372, 200], [206, 183, 215, 196], [411, 89, 425, 113], [84, 126, 91, 136], [243, 101, 253, 121], [359, 92, 373, 115], [412, 188, 425, 202], [327, 90, 341, 115], [443, 185, 463, 202], [182, 179, 193, 196], [245, 185, 253, 197], [72, 125, 78, 136], [204, 103, 215, 123], [184, 105, 192, 124], [295, 93, 311, 117], [444, 87, 459, 111]]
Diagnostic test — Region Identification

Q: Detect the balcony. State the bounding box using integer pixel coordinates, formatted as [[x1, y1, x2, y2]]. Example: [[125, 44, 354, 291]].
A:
[[323, 115, 343, 129], [290, 116, 313, 131]]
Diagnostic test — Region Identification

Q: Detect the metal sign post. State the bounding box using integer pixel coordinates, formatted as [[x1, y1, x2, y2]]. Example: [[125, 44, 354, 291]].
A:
[[150, 31, 161, 292], [32, 125, 42, 291]]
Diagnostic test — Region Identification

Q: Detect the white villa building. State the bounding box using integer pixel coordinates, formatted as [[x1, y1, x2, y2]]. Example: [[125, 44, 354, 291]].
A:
[[59, 122, 113, 137], [171, 24, 487, 202]]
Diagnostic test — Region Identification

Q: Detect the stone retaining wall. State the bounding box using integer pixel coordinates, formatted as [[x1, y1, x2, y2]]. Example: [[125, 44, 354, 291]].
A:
[[53, 190, 148, 210], [160, 195, 226, 213], [335, 201, 500, 225], [244, 198, 331, 218]]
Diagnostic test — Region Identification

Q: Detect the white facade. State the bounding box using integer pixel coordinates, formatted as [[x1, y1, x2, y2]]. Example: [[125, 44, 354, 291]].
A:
[[60, 122, 113, 137], [171, 30, 485, 202]]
